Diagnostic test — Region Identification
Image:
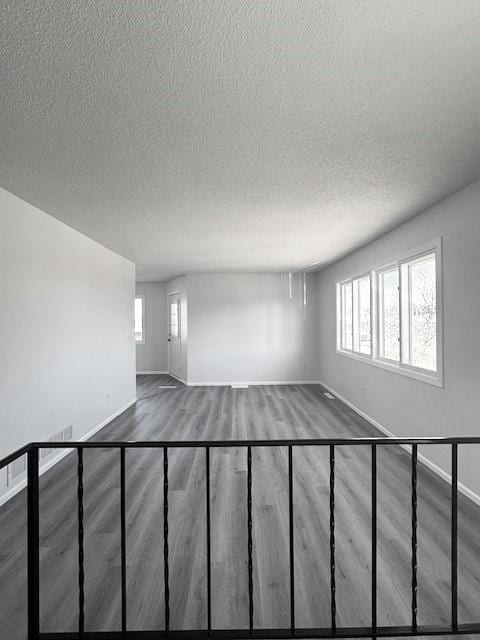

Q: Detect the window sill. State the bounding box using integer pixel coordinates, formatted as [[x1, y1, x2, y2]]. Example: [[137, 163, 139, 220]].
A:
[[336, 349, 443, 388]]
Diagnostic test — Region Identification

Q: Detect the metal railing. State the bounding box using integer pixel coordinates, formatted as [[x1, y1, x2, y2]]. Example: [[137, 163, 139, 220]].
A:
[[1, 437, 479, 640]]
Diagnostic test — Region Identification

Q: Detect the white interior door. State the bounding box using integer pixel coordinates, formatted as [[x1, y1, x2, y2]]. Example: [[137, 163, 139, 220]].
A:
[[168, 292, 181, 379]]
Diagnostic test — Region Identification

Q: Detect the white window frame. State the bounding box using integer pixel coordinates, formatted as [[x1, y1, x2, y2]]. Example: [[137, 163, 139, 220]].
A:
[[376, 263, 401, 365], [336, 238, 443, 387], [337, 273, 372, 359], [135, 295, 145, 345]]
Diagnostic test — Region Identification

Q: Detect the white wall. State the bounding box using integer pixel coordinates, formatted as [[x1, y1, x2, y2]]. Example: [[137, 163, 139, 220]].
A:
[[0, 188, 136, 499], [187, 272, 318, 385], [316, 178, 480, 497], [166, 275, 188, 382], [135, 282, 168, 373]]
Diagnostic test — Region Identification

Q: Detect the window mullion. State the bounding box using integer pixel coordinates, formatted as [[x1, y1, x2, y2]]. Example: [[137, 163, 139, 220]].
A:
[[398, 265, 403, 364], [356, 280, 361, 353], [351, 280, 354, 352]]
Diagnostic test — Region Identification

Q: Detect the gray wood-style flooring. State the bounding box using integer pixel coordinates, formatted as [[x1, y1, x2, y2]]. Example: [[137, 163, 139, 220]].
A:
[[1, 376, 480, 638]]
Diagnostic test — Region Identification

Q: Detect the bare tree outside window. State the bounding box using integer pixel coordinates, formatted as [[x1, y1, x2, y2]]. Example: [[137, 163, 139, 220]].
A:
[[409, 256, 436, 370]]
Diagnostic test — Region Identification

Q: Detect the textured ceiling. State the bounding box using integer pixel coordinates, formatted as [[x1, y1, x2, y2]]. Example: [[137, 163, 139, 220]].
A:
[[2, 1, 480, 281]]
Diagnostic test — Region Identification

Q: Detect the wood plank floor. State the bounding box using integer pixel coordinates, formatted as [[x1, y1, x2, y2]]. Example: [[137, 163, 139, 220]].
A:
[[1, 375, 480, 638]]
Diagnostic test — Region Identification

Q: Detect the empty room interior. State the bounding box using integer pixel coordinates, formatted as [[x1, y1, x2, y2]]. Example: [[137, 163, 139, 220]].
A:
[[2, 2, 480, 639]]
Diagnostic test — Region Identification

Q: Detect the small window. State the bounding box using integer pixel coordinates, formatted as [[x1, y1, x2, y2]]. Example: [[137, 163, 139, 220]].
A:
[[134, 296, 145, 344], [339, 275, 371, 356]]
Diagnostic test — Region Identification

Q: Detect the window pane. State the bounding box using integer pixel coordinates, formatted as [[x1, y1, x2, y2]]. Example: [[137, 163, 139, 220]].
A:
[[409, 255, 436, 371], [380, 268, 399, 361], [353, 280, 359, 352], [353, 276, 371, 354], [341, 282, 352, 350], [170, 302, 179, 338], [134, 297, 143, 342]]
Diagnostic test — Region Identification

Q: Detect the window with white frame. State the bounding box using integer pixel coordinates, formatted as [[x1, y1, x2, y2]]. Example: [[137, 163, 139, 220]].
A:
[[339, 275, 371, 355], [337, 242, 442, 385], [378, 267, 400, 362], [134, 296, 145, 343]]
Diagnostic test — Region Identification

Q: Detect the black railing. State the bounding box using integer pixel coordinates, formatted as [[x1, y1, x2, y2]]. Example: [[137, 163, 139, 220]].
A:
[[1, 437, 479, 640]]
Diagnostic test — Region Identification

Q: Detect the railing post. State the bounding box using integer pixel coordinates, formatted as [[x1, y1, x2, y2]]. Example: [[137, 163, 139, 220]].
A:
[[371, 445, 377, 636], [411, 444, 418, 629], [247, 445, 254, 636], [288, 445, 295, 635], [163, 447, 170, 634], [77, 448, 85, 636], [206, 447, 212, 635], [27, 447, 40, 640], [120, 447, 127, 636], [329, 445, 336, 633], [451, 443, 458, 630]]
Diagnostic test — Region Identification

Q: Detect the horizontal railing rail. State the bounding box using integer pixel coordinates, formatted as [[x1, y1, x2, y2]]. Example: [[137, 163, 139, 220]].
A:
[[2, 435, 480, 469], [0, 443, 31, 471], [1, 437, 479, 640]]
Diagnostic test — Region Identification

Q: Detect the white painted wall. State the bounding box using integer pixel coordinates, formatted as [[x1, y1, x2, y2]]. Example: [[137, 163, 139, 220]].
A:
[[166, 276, 188, 382], [187, 273, 318, 385], [135, 282, 168, 373], [0, 188, 136, 499], [316, 179, 480, 497]]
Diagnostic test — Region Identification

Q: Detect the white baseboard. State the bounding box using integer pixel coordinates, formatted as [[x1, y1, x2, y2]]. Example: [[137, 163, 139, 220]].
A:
[[137, 370, 169, 375], [186, 380, 321, 387], [319, 380, 480, 508], [0, 397, 137, 508]]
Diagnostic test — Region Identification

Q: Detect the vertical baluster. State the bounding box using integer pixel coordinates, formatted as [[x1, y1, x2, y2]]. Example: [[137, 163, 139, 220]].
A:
[[247, 446, 254, 636], [206, 447, 212, 635], [27, 448, 40, 640], [77, 448, 85, 636], [288, 445, 295, 635], [451, 443, 458, 630], [163, 447, 170, 634], [371, 445, 377, 634], [329, 445, 336, 632], [411, 444, 418, 629], [120, 448, 127, 635]]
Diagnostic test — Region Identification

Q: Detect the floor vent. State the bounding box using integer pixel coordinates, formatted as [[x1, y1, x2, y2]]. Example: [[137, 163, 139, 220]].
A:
[[231, 384, 248, 389], [158, 385, 177, 389], [323, 392, 335, 400]]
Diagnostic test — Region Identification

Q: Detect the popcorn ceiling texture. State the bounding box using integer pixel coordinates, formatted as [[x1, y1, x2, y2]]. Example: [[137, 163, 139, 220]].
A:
[[1, 0, 480, 280]]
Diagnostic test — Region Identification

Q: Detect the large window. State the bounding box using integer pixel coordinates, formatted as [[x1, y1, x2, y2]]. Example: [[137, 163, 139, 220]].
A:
[[337, 242, 442, 385], [134, 296, 145, 344]]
